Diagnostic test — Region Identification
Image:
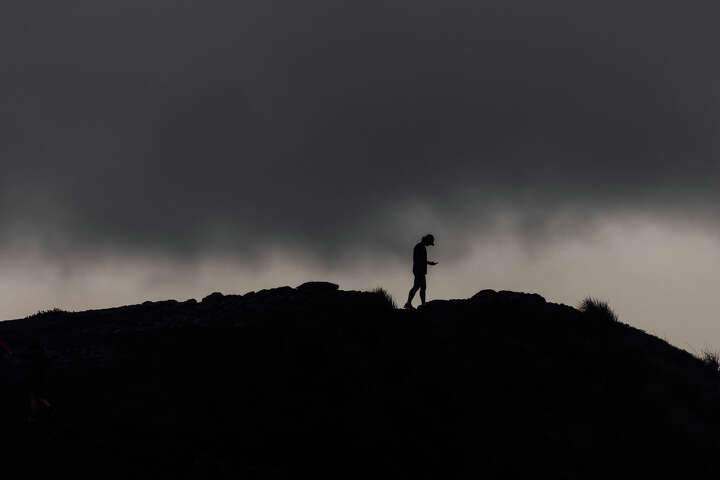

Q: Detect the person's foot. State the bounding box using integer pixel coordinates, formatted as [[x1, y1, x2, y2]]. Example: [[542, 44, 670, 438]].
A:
[[404, 302, 414, 310]]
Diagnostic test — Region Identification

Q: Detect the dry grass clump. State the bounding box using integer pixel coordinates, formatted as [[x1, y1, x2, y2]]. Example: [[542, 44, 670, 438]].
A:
[[700, 349, 720, 374], [371, 287, 397, 310], [24, 307, 68, 320], [579, 297, 619, 322]]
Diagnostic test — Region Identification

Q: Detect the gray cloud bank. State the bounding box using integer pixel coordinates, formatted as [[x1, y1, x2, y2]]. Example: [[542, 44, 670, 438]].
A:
[[4, 0, 720, 353], [3, 0, 719, 264]]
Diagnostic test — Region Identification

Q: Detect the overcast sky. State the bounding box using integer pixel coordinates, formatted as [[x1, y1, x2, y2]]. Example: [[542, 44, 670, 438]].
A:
[[2, 1, 720, 351]]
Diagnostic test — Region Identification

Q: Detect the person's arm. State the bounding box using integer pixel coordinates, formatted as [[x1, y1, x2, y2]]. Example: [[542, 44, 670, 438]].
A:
[[427, 261, 438, 265]]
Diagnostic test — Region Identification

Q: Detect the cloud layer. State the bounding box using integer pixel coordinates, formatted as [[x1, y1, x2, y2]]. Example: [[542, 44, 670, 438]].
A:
[[3, 1, 720, 350], [3, 0, 719, 260]]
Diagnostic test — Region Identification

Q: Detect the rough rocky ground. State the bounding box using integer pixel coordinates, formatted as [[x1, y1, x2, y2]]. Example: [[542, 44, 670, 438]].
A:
[[1, 282, 718, 478]]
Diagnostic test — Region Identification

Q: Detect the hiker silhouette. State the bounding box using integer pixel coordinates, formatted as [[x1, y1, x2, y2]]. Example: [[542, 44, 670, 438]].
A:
[[404, 234, 438, 309]]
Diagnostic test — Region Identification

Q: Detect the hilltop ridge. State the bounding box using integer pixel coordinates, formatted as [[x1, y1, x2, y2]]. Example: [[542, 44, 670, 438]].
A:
[[1, 282, 719, 478]]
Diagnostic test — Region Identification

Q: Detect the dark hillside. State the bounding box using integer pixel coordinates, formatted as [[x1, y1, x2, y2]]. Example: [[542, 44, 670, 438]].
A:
[[1, 282, 718, 478]]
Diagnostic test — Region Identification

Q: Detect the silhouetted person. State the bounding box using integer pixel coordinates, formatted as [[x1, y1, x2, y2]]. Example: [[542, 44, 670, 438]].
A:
[[404, 234, 438, 309]]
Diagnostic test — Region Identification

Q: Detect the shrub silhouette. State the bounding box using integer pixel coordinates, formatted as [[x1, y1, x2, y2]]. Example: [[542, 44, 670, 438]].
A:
[[24, 308, 68, 320], [579, 297, 618, 322], [700, 349, 720, 374], [371, 287, 396, 309]]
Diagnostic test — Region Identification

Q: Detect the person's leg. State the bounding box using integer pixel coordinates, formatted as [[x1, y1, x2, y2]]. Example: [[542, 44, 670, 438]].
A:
[[406, 275, 421, 307], [419, 275, 427, 305], [407, 286, 418, 304]]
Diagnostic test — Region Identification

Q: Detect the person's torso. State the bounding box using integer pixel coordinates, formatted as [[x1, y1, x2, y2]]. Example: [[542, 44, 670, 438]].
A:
[[413, 243, 427, 274]]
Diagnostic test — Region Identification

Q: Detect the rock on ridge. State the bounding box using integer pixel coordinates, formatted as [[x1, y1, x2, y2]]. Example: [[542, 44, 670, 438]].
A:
[[296, 281, 340, 293]]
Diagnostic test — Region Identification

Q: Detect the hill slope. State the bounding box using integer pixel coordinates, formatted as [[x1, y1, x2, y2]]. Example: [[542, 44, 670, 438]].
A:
[[1, 283, 719, 477]]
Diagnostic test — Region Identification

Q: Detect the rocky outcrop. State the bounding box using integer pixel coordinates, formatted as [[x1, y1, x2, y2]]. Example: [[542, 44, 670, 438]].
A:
[[296, 281, 339, 293], [0, 284, 718, 478]]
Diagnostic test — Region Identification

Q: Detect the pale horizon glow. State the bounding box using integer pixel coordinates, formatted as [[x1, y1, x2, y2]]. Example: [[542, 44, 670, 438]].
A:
[[2, 217, 719, 355]]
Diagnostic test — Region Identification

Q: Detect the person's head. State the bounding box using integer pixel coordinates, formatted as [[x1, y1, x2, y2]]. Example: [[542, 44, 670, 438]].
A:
[[422, 234, 435, 246]]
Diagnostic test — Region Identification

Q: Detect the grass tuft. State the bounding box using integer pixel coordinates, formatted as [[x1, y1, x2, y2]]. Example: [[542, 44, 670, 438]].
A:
[[700, 349, 720, 374], [24, 307, 68, 320], [371, 287, 397, 310], [579, 297, 619, 322]]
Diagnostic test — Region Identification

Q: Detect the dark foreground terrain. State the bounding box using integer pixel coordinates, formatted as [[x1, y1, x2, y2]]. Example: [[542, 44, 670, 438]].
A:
[[1, 282, 719, 478]]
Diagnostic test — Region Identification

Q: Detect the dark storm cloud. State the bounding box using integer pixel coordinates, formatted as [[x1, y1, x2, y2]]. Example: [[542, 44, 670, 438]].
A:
[[3, 0, 719, 262]]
